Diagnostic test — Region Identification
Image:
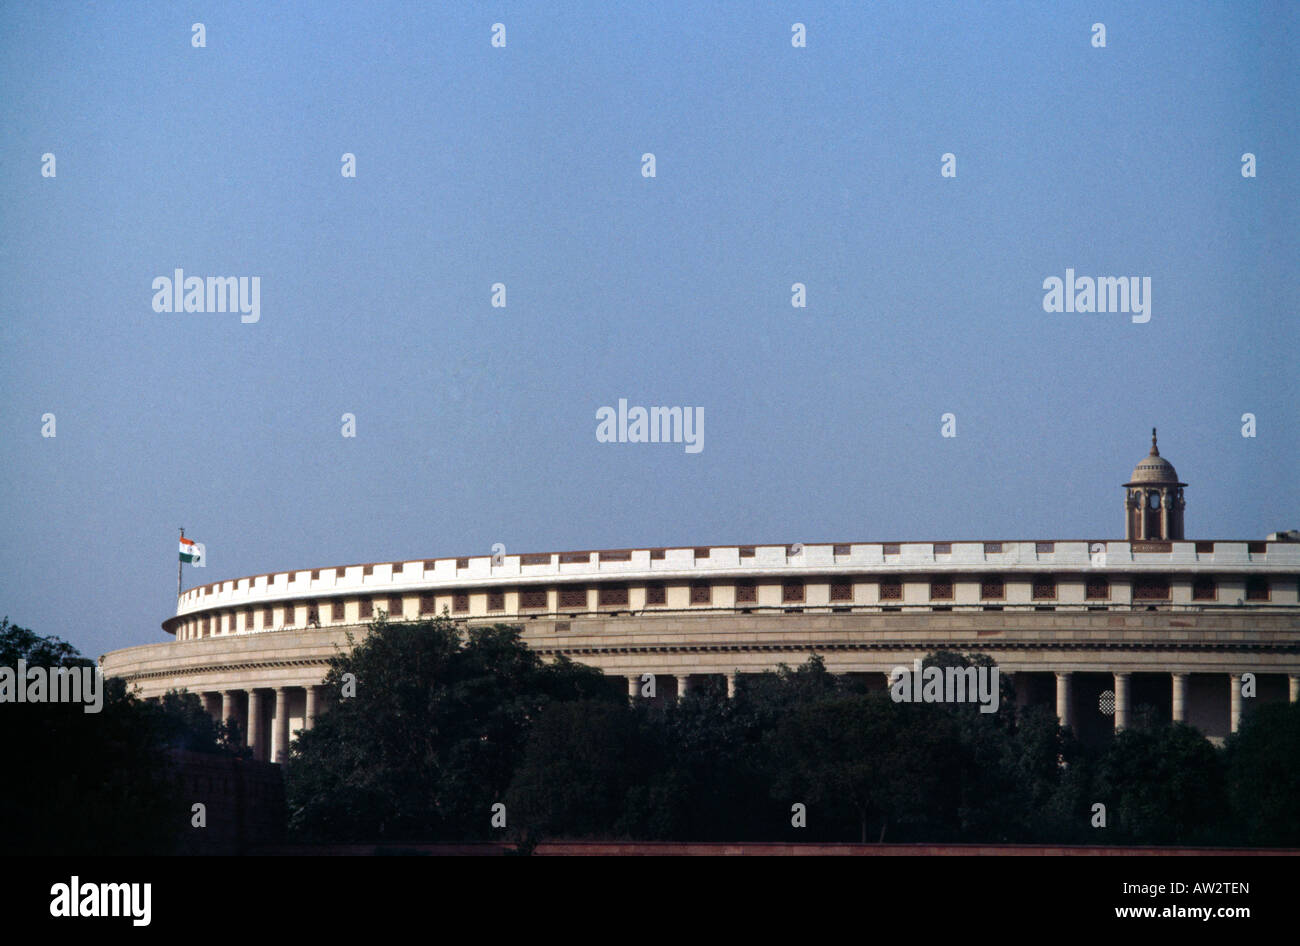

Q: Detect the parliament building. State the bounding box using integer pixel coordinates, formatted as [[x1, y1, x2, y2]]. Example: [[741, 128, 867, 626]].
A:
[[100, 432, 1300, 761]]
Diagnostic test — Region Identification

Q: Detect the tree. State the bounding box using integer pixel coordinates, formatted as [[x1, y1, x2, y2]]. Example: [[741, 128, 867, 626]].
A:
[[1224, 701, 1300, 845], [0, 616, 89, 669], [1094, 722, 1225, 844], [285, 615, 617, 843], [140, 688, 242, 755], [0, 619, 239, 854], [741, 654, 842, 720], [1005, 704, 1093, 843], [506, 699, 649, 840]]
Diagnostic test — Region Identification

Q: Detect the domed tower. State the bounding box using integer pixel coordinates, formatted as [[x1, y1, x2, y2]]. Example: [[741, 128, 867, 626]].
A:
[[1124, 428, 1187, 540]]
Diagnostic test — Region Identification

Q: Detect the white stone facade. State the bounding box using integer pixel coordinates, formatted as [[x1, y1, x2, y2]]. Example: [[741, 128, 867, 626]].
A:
[[100, 538, 1300, 761]]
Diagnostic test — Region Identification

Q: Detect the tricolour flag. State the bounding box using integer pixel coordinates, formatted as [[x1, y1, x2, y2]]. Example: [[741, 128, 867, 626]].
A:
[[180, 537, 206, 567]]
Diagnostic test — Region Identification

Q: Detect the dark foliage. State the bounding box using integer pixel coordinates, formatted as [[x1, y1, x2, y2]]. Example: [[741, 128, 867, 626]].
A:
[[285, 615, 618, 842], [0, 617, 243, 855]]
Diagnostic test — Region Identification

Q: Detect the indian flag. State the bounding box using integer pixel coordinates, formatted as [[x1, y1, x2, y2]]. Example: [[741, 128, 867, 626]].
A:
[[180, 537, 206, 567]]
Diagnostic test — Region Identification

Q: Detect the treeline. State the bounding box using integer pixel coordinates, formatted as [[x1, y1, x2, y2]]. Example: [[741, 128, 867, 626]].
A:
[[0, 617, 247, 855], [4, 614, 1295, 852], [287, 616, 1300, 848]]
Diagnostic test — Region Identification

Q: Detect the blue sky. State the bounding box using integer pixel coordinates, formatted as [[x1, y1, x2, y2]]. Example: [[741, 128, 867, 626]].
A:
[[1, 1, 1296, 658]]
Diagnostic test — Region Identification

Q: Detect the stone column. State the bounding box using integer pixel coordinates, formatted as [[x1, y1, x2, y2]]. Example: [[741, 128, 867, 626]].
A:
[[1137, 491, 1145, 540], [1160, 489, 1169, 540], [1113, 672, 1130, 730], [1289, 675, 1299, 704], [221, 690, 235, 728], [726, 672, 738, 699], [1055, 672, 1073, 729], [1171, 673, 1188, 723], [274, 687, 290, 764], [247, 689, 263, 761], [677, 674, 691, 700], [304, 685, 319, 731], [627, 675, 639, 701], [1229, 673, 1243, 733]]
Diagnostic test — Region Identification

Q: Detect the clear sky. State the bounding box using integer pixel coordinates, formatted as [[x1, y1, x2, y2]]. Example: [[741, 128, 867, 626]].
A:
[[1, 1, 1296, 659]]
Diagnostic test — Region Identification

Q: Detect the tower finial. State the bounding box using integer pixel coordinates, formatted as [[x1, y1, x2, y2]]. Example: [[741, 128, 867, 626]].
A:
[[1150, 427, 1158, 455]]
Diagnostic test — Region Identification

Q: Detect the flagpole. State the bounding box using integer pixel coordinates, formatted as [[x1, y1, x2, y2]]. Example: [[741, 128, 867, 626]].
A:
[[178, 527, 184, 599]]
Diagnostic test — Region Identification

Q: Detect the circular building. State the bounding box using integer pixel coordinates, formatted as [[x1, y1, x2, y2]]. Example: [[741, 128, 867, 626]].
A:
[[101, 435, 1300, 762]]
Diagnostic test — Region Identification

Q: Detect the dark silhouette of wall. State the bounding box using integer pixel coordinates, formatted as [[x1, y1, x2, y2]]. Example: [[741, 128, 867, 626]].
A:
[[169, 750, 285, 855]]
